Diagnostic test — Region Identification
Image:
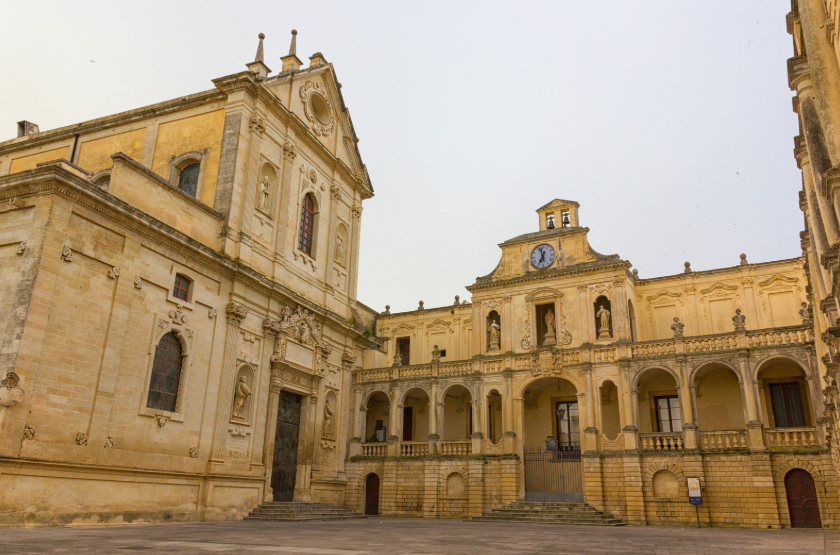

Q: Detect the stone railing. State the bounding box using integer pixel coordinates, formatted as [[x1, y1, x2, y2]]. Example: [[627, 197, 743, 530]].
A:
[[439, 361, 474, 377], [353, 325, 814, 384], [639, 432, 684, 452], [699, 430, 749, 450], [747, 327, 813, 348], [631, 341, 676, 358], [685, 335, 738, 354], [362, 443, 387, 457], [400, 441, 429, 457], [441, 440, 472, 456], [765, 427, 819, 449]]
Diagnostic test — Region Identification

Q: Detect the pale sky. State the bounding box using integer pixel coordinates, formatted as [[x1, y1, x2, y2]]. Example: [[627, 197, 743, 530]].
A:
[[1, 1, 800, 315]]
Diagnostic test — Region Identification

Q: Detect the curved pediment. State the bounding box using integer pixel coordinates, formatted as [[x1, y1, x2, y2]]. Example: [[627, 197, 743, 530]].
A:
[[525, 288, 563, 301]]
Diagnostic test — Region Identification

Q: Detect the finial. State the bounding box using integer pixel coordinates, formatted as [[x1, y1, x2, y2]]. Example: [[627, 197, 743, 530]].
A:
[[384, 304, 391, 315], [418, 301, 424, 311], [684, 261, 692, 274], [255, 33, 265, 63], [454, 295, 460, 306], [740, 253, 748, 266], [289, 29, 298, 57], [632, 269, 639, 278]]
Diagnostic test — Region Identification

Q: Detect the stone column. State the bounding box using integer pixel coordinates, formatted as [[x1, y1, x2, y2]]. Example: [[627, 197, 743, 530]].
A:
[[349, 387, 363, 457], [502, 370, 516, 453], [274, 140, 297, 260], [677, 355, 697, 450], [514, 397, 526, 500], [619, 362, 638, 451], [294, 394, 318, 501], [348, 199, 362, 300], [209, 301, 249, 466], [582, 364, 598, 453], [739, 353, 765, 450], [262, 375, 282, 501], [577, 285, 593, 343], [471, 381, 483, 454], [388, 386, 400, 456], [611, 280, 628, 341], [324, 184, 341, 298], [428, 380, 440, 454]]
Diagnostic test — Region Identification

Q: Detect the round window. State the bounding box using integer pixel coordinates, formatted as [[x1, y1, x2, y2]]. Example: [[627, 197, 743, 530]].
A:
[[311, 93, 331, 125]]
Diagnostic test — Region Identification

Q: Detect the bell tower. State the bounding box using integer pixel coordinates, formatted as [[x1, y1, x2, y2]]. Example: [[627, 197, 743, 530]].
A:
[[537, 199, 580, 231]]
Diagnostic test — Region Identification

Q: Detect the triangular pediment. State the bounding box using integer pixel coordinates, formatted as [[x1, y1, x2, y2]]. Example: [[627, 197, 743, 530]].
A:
[[538, 199, 580, 211]]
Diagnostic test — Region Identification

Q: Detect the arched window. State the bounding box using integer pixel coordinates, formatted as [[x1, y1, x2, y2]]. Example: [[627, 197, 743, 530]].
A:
[[178, 163, 201, 197], [147, 332, 184, 412], [172, 274, 192, 301], [298, 193, 316, 255]]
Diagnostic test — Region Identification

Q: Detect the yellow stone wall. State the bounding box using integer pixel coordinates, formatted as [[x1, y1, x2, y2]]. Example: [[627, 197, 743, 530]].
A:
[[9, 146, 71, 173], [76, 129, 145, 174]]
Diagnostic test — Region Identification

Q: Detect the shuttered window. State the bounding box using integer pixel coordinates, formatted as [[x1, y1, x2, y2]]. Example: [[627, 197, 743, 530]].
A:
[[147, 332, 184, 412], [298, 194, 315, 255]]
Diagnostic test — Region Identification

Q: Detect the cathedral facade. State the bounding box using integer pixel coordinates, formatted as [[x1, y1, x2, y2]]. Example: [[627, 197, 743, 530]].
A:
[[0, 8, 838, 528]]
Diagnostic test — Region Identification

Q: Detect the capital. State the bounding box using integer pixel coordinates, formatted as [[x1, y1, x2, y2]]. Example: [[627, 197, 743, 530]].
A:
[[226, 302, 249, 325]]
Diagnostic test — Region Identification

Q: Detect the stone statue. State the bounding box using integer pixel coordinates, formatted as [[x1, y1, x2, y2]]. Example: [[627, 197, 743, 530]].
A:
[[335, 233, 344, 264], [232, 376, 252, 419], [800, 302, 814, 325], [732, 308, 747, 331], [488, 320, 501, 351], [671, 317, 685, 338], [393, 346, 403, 367], [596, 305, 611, 339], [322, 397, 335, 439], [432, 344, 441, 362], [257, 175, 270, 211], [544, 310, 556, 345]]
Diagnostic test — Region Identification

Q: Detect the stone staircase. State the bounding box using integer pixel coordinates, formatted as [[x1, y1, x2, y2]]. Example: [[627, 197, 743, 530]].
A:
[[472, 501, 626, 526], [244, 502, 366, 521]]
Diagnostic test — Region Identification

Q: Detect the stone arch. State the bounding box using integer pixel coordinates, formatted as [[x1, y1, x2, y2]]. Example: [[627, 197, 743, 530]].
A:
[[514, 372, 584, 398], [598, 379, 621, 441], [400, 386, 431, 442], [772, 458, 824, 482], [689, 359, 742, 387], [486, 388, 503, 444], [644, 459, 686, 481], [651, 470, 681, 499], [753, 354, 810, 381], [439, 381, 473, 405], [631, 365, 679, 392], [399, 385, 432, 407], [441, 383, 473, 441], [363, 388, 391, 407]]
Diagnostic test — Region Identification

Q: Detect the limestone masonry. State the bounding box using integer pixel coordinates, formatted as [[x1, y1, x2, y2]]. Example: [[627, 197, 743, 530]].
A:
[[1, 6, 840, 528]]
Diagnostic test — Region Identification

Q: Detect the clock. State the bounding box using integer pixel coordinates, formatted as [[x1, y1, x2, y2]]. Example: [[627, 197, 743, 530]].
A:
[[531, 244, 555, 269]]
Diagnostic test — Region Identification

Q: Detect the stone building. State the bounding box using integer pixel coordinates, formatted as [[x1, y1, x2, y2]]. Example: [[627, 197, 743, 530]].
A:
[[350, 199, 834, 528], [787, 0, 840, 528], [0, 16, 836, 529], [0, 33, 379, 524]]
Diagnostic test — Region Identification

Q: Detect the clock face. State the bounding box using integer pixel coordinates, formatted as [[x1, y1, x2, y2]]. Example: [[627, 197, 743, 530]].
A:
[[531, 244, 555, 269]]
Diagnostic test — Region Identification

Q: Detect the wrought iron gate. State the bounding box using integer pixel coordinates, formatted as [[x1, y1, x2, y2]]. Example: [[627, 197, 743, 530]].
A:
[[524, 445, 583, 502]]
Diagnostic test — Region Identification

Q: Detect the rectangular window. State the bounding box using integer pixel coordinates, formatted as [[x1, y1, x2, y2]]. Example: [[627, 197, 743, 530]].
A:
[[655, 395, 682, 433], [172, 274, 190, 301], [554, 401, 580, 451], [769, 382, 807, 428], [397, 337, 411, 365], [403, 406, 413, 441], [439, 349, 447, 358], [298, 194, 315, 255]]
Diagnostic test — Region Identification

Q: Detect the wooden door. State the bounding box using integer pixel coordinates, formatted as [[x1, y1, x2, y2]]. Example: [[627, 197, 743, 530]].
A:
[[365, 473, 380, 515], [271, 391, 302, 502], [770, 382, 807, 428], [785, 469, 822, 528], [403, 407, 413, 441]]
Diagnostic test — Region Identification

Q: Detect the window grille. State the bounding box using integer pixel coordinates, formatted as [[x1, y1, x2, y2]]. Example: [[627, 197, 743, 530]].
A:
[[298, 194, 315, 254]]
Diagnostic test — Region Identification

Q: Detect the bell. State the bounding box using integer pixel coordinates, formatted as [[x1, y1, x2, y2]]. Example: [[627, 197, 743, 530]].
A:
[[547, 216, 555, 229], [562, 213, 571, 227]]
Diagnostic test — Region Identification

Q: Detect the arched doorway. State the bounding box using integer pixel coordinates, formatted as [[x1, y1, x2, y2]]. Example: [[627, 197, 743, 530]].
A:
[[522, 377, 583, 502], [364, 473, 380, 515], [785, 469, 821, 528]]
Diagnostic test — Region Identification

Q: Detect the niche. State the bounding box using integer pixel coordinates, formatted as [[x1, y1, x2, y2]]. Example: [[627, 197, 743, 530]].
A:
[[486, 310, 501, 352], [231, 365, 255, 425], [334, 222, 348, 267], [535, 303, 555, 347], [256, 162, 277, 215], [594, 296, 613, 340]]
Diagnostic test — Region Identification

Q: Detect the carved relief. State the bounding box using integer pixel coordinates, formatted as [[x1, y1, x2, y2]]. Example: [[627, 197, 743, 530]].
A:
[[104, 436, 115, 448], [484, 299, 503, 316], [352, 202, 362, 220], [23, 426, 35, 440], [208, 308, 218, 319], [75, 432, 88, 446], [189, 446, 199, 458], [590, 282, 612, 296], [249, 113, 266, 136], [169, 308, 187, 326], [226, 302, 249, 325], [156, 415, 168, 427], [134, 275, 142, 289], [0, 372, 24, 407], [521, 311, 533, 350], [61, 244, 73, 262], [299, 81, 335, 136], [283, 140, 297, 161], [16, 241, 26, 255]]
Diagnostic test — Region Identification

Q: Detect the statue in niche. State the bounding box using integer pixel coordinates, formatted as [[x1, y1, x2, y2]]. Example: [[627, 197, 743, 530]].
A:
[[488, 320, 501, 351], [335, 233, 344, 264], [298, 321, 312, 344], [232, 376, 252, 420], [257, 175, 270, 211], [596, 305, 611, 339], [544, 310, 557, 345], [322, 397, 335, 440]]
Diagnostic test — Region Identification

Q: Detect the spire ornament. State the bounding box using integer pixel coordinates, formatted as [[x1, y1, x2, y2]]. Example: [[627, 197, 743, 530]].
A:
[[246, 32, 271, 79], [281, 29, 303, 72]]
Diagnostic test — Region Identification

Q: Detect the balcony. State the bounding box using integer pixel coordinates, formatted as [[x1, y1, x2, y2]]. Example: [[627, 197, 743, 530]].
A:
[[765, 427, 819, 449], [441, 441, 472, 456], [698, 430, 749, 451], [362, 443, 387, 457], [639, 433, 684, 452], [400, 441, 429, 457]]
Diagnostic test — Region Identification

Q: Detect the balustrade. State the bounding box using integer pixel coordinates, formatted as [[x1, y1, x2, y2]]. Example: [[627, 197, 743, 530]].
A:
[[362, 443, 387, 457], [441, 441, 472, 456], [685, 336, 738, 353], [747, 328, 812, 348], [698, 430, 749, 450], [631, 341, 676, 358], [764, 427, 818, 448], [400, 365, 432, 379], [639, 433, 684, 452], [400, 441, 430, 457]]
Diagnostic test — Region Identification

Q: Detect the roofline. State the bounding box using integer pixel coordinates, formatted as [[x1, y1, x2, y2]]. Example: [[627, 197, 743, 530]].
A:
[[634, 257, 805, 284]]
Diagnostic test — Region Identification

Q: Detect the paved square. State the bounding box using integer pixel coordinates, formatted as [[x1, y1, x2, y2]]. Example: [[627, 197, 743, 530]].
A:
[[2, 519, 840, 555]]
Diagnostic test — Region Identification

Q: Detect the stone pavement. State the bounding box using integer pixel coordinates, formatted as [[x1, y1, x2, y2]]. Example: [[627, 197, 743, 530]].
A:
[[2, 518, 840, 555]]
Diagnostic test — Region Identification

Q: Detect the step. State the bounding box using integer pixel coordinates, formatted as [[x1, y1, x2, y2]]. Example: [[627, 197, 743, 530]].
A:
[[475, 501, 626, 527], [245, 501, 366, 522]]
